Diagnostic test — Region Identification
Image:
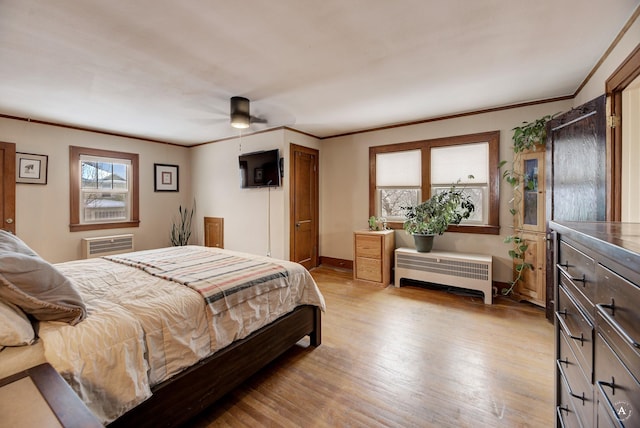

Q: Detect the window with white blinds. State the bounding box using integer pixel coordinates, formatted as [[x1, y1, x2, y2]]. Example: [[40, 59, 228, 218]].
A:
[[370, 131, 500, 234]]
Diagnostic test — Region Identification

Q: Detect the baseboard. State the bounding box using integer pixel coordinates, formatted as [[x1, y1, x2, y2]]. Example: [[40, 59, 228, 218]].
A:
[[319, 256, 353, 270]]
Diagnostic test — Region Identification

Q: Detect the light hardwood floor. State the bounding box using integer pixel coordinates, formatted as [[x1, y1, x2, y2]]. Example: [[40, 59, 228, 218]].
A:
[[189, 267, 554, 428]]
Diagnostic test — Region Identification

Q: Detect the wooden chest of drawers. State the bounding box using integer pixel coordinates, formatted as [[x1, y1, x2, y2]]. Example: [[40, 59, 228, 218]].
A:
[[353, 230, 395, 286], [551, 221, 640, 428]]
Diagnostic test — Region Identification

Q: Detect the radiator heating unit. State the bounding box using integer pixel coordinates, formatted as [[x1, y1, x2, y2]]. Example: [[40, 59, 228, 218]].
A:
[[81, 234, 134, 259], [395, 248, 493, 304]]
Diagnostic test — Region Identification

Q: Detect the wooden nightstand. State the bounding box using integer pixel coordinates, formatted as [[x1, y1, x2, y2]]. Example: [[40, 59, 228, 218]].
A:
[[353, 229, 395, 286], [0, 363, 101, 428]]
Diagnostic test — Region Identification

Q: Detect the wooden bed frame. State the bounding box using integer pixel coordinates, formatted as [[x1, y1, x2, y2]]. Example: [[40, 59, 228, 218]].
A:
[[108, 305, 321, 428]]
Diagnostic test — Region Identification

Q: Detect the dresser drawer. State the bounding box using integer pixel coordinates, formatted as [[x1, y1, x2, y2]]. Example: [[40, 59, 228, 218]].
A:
[[558, 241, 596, 307], [355, 234, 383, 258], [557, 284, 594, 378], [557, 369, 587, 428], [355, 257, 382, 282], [595, 332, 640, 427], [595, 264, 640, 363], [558, 331, 594, 427], [596, 310, 640, 385]]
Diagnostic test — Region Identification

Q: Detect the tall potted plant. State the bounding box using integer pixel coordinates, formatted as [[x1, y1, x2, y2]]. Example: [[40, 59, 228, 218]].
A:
[[403, 179, 475, 252]]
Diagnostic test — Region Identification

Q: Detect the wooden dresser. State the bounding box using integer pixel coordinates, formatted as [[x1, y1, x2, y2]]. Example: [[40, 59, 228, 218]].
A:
[[353, 230, 395, 286], [550, 221, 639, 427]]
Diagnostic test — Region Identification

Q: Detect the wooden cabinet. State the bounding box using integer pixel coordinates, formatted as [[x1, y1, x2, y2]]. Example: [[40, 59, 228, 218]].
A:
[[353, 230, 395, 286], [551, 221, 640, 428], [204, 217, 224, 248], [513, 149, 546, 307]]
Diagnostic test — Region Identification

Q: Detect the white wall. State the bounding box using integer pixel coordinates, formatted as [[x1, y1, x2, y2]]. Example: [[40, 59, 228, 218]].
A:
[[320, 100, 572, 283], [574, 15, 640, 106], [1, 117, 191, 263], [190, 128, 320, 260]]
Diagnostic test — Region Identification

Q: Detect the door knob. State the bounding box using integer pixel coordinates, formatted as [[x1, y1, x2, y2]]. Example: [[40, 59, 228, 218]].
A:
[[5, 218, 13, 224]]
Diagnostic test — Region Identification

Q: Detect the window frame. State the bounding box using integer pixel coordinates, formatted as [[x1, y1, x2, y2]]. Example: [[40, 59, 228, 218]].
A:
[[69, 146, 140, 232], [369, 131, 500, 235]]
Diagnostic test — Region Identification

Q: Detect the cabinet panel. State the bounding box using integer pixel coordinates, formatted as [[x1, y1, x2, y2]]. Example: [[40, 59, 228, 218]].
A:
[[514, 232, 546, 306], [204, 217, 224, 248]]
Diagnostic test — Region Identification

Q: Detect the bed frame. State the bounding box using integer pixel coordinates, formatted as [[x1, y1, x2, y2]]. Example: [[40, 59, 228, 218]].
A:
[[108, 305, 321, 428]]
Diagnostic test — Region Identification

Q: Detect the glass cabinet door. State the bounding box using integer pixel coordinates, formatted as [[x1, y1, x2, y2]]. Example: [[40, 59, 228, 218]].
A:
[[519, 151, 545, 232]]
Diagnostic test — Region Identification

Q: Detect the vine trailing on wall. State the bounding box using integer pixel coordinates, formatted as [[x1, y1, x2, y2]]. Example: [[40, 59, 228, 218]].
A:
[[499, 114, 554, 295]]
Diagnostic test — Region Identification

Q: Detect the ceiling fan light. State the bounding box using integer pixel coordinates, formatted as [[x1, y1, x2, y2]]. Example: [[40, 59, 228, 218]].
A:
[[230, 96, 250, 129]]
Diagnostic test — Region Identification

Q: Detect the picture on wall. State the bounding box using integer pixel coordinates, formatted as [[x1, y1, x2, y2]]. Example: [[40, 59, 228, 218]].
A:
[[16, 152, 48, 184], [154, 163, 179, 192]]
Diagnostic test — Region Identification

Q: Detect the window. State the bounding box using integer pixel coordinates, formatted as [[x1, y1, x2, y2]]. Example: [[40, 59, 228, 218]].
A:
[[369, 131, 500, 234], [70, 146, 139, 232]]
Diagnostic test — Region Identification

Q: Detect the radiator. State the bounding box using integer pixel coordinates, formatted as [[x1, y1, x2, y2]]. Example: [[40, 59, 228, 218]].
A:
[[81, 234, 134, 259], [395, 248, 493, 304]]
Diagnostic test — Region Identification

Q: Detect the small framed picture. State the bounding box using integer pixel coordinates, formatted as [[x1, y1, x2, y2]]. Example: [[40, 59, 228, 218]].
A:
[[16, 153, 48, 184], [154, 163, 179, 192], [254, 168, 264, 183]]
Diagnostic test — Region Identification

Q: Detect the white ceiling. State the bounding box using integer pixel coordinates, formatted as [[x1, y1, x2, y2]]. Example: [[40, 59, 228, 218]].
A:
[[0, 1, 638, 146]]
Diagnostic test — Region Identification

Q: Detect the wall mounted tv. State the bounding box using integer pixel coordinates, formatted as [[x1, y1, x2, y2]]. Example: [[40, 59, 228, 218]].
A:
[[239, 149, 281, 188]]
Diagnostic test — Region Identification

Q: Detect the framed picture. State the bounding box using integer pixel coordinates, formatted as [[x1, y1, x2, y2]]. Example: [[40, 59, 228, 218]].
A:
[[16, 153, 48, 184], [154, 163, 179, 192], [254, 168, 264, 183]]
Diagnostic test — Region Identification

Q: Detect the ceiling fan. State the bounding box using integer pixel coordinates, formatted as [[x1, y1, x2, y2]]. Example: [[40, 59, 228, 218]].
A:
[[230, 96, 268, 129]]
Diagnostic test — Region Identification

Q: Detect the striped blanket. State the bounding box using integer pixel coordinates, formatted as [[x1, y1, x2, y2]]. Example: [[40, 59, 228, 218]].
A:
[[105, 246, 289, 314]]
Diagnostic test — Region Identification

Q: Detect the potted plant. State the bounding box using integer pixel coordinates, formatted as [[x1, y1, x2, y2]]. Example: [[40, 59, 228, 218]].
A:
[[170, 201, 196, 246], [402, 178, 475, 252]]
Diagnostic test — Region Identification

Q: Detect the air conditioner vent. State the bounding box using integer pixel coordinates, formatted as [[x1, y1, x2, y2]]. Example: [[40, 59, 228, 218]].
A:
[[81, 234, 134, 259]]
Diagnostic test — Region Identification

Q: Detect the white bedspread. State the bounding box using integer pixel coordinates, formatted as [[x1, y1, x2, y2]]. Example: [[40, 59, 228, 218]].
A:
[[36, 247, 325, 424]]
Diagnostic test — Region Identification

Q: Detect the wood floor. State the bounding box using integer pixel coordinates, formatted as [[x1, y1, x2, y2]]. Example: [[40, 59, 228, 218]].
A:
[[188, 267, 554, 428]]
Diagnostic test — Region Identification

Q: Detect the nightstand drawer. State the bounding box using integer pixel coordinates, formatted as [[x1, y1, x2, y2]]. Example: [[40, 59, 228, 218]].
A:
[[356, 257, 382, 282], [355, 234, 383, 258]]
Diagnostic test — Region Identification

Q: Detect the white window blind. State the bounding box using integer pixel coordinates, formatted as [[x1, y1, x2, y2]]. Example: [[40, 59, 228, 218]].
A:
[[431, 142, 488, 184], [376, 150, 421, 187]]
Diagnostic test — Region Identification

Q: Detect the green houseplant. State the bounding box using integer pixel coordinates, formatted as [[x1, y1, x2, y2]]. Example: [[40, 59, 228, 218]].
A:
[[403, 178, 475, 252]]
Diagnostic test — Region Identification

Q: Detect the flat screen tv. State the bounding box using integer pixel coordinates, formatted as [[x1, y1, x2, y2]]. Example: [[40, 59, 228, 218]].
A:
[[239, 149, 281, 188]]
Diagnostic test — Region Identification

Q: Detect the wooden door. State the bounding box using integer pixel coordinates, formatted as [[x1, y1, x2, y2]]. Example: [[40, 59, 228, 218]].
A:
[[545, 95, 606, 318], [289, 144, 318, 269], [0, 142, 16, 234], [204, 217, 223, 248]]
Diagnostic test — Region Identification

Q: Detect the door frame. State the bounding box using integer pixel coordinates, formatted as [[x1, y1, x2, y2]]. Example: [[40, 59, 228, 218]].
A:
[[288, 143, 319, 267], [606, 43, 640, 221], [0, 141, 16, 234]]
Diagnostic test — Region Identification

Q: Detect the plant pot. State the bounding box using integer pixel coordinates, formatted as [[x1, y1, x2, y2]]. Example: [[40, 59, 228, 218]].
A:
[[412, 233, 435, 252]]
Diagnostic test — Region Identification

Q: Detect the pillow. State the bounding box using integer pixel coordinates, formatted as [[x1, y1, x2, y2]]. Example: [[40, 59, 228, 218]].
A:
[[0, 299, 35, 346], [0, 230, 86, 325]]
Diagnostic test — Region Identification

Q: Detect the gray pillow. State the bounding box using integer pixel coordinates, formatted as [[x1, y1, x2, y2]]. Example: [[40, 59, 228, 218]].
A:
[[0, 230, 86, 325], [0, 299, 35, 346]]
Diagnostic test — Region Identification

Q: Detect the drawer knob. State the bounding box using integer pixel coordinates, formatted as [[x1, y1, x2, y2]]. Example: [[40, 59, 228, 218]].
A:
[[569, 332, 585, 346], [599, 376, 617, 395]]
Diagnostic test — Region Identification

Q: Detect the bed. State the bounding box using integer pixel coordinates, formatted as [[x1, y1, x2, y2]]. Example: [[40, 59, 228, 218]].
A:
[[0, 231, 325, 427]]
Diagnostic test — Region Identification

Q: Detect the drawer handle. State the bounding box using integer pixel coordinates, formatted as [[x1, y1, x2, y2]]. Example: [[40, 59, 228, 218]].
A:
[[600, 376, 617, 395], [557, 357, 570, 368], [556, 406, 570, 428], [596, 302, 640, 350], [555, 310, 587, 347], [557, 263, 587, 283], [569, 390, 586, 404]]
